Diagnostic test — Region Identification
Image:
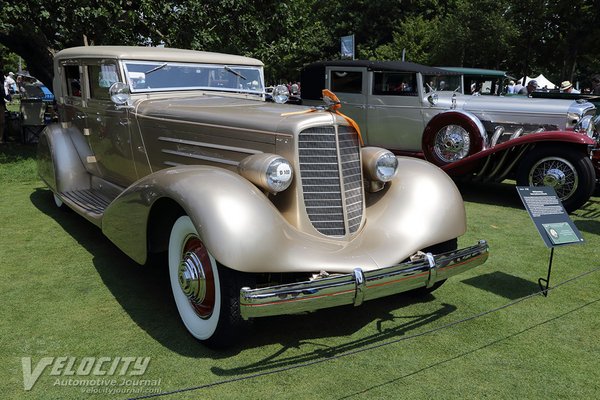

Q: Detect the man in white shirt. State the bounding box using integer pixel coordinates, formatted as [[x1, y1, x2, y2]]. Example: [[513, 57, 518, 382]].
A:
[[4, 72, 16, 101]]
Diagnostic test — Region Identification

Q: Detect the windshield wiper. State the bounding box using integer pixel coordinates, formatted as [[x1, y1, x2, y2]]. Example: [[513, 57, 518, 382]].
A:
[[144, 63, 168, 75], [224, 66, 247, 80]]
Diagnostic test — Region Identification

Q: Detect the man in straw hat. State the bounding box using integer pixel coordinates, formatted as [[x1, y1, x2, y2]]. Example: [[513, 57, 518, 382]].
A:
[[560, 80, 580, 94]]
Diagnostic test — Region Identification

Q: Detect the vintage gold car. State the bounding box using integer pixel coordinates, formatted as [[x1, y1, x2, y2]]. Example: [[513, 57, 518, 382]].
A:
[[38, 46, 489, 348]]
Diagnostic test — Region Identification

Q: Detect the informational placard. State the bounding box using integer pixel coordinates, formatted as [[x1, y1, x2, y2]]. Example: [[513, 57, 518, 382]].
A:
[[516, 186, 584, 248]]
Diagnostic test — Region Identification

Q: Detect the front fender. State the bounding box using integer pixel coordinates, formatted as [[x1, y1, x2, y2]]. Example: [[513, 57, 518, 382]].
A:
[[103, 161, 467, 274], [442, 131, 595, 175]]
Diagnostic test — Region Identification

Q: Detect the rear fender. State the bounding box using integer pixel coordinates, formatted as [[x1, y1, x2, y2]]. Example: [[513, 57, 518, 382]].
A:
[[37, 123, 90, 193]]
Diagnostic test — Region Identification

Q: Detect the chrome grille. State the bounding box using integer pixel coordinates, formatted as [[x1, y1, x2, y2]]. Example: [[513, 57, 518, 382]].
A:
[[298, 126, 363, 236]]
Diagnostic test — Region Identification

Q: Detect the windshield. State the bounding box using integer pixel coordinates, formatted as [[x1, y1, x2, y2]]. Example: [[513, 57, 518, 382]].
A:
[[422, 74, 462, 93], [123, 61, 264, 95]]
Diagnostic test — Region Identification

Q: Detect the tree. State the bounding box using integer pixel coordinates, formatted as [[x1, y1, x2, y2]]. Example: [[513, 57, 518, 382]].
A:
[[431, 0, 517, 70], [373, 16, 439, 63], [0, 1, 168, 90]]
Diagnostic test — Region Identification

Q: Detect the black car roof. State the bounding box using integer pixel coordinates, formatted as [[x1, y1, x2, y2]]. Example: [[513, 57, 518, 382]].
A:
[[303, 60, 460, 75]]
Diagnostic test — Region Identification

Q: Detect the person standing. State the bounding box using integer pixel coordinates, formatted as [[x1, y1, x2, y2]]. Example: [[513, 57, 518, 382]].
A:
[[518, 80, 538, 95], [513, 79, 524, 94], [560, 80, 580, 94], [4, 72, 16, 101], [506, 80, 516, 94]]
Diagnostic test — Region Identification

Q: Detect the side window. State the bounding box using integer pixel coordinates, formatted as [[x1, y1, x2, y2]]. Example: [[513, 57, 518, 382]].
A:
[[64, 65, 81, 97], [88, 64, 119, 100], [372, 72, 417, 96], [330, 70, 363, 94]]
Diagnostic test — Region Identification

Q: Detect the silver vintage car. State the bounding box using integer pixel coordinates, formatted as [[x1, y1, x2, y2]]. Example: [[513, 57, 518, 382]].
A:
[[301, 60, 600, 212], [38, 46, 488, 348]]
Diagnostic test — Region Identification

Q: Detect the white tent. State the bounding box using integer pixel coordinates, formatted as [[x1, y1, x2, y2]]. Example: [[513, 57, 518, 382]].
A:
[[520, 74, 557, 90]]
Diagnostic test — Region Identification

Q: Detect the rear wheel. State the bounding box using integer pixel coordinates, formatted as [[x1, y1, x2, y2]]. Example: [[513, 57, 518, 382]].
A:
[[168, 215, 251, 348], [516, 145, 595, 213]]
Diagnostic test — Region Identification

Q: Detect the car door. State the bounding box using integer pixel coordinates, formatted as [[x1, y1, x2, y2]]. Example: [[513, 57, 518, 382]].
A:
[[325, 67, 368, 134], [84, 60, 138, 187], [59, 63, 86, 133], [365, 71, 425, 152]]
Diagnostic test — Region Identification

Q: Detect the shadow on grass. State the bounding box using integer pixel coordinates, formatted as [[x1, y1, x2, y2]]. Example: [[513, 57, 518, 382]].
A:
[[212, 300, 456, 376], [30, 187, 458, 365], [456, 180, 600, 230], [455, 180, 523, 210], [461, 271, 540, 300], [574, 197, 600, 233], [0, 142, 36, 163]]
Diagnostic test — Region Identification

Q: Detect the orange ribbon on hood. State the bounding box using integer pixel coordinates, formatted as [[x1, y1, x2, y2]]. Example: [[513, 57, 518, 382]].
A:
[[281, 89, 364, 145]]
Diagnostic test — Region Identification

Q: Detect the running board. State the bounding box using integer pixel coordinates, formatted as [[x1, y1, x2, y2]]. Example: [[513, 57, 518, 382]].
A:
[[59, 189, 117, 226]]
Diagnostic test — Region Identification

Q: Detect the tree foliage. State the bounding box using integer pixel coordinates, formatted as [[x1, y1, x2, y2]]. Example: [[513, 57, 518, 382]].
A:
[[1, 0, 599, 90]]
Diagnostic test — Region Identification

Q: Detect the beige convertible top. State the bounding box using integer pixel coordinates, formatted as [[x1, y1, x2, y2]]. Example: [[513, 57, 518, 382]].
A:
[[54, 46, 264, 66]]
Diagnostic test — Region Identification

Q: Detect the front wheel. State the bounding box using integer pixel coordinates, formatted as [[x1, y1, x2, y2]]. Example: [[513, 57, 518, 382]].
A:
[[516, 146, 596, 213], [168, 215, 251, 348]]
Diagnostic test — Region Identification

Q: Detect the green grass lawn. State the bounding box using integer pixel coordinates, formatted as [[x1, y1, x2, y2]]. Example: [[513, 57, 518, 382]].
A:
[[1, 143, 599, 399]]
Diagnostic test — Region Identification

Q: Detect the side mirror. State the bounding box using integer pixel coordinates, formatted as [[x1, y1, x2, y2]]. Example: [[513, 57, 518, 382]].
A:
[[109, 82, 132, 107]]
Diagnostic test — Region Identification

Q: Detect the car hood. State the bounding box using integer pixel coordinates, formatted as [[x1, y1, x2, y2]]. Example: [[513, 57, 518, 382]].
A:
[[434, 93, 592, 128], [132, 94, 338, 135]]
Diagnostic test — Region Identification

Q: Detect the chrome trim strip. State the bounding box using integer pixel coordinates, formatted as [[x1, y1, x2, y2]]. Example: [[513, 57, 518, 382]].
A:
[[158, 136, 263, 155], [240, 240, 489, 319], [161, 149, 240, 166], [164, 161, 184, 167]]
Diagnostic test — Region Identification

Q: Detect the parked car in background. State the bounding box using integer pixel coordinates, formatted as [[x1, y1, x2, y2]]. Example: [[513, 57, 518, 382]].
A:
[[301, 60, 600, 212], [531, 91, 600, 114], [38, 46, 489, 348], [441, 67, 510, 96]]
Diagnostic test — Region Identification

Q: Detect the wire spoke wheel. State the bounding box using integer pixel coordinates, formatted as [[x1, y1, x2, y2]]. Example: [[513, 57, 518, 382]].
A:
[[517, 145, 595, 213], [528, 157, 578, 200], [433, 125, 471, 163]]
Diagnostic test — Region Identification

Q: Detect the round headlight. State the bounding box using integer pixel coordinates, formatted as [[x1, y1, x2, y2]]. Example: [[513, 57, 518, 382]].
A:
[[574, 115, 595, 138], [362, 147, 399, 182], [266, 157, 293, 192], [272, 85, 289, 104], [375, 152, 399, 182], [238, 154, 293, 193]]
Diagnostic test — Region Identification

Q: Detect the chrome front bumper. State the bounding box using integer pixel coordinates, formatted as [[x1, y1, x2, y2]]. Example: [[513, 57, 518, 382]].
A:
[[240, 240, 489, 319]]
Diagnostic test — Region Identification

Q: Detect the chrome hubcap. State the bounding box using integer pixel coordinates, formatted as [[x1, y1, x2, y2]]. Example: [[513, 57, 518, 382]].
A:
[[529, 157, 578, 200], [179, 251, 207, 304], [178, 236, 215, 319], [434, 125, 471, 163], [542, 168, 566, 188]]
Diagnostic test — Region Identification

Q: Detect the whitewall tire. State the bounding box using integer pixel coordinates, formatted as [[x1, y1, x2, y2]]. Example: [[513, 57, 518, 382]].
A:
[[168, 215, 251, 348]]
